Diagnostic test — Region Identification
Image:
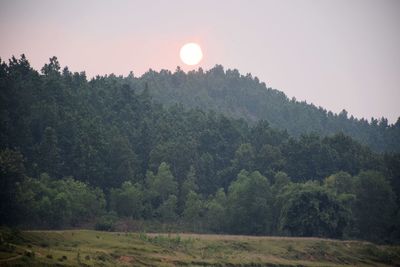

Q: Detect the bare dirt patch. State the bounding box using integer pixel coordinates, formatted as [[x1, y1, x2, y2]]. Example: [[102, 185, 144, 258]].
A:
[[118, 255, 135, 264]]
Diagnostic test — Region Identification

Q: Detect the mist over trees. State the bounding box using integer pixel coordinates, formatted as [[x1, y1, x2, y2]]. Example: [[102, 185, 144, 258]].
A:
[[1, 55, 399, 243], [135, 64, 400, 153]]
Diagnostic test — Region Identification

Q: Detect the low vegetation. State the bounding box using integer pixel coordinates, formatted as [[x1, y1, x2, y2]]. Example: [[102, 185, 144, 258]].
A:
[[1, 228, 400, 266]]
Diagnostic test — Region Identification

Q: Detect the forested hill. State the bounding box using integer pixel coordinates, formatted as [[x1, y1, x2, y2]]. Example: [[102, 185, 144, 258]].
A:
[[1, 55, 399, 242], [131, 65, 400, 153]]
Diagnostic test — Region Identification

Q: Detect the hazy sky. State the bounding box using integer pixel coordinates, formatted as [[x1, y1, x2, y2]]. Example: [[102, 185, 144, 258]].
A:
[[1, 0, 399, 122]]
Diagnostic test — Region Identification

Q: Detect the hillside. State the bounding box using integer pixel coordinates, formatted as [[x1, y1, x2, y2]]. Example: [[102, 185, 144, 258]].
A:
[[1, 229, 400, 266], [1, 55, 399, 243], [129, 65, 400, 153]]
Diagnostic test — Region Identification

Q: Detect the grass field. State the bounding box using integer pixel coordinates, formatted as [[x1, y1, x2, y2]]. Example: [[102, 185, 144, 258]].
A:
[[1, 228, 399, 266]]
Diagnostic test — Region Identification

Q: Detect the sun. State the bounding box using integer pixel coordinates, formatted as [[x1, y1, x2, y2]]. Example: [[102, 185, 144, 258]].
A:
[[180, 43, 203, 65]]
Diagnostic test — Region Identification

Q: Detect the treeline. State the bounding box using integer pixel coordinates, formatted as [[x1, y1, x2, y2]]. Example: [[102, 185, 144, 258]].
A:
[[2, 153, 398, 242], [135, 65, 400, 153], [0, 55, 399, 242]]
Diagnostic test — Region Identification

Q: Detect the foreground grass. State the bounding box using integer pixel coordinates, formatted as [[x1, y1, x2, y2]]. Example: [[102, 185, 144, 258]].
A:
[[0, 229, 399, 266]]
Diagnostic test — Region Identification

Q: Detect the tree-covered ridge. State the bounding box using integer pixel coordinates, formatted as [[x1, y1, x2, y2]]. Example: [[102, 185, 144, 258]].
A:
[[0, 55, 399, 242], [133, 65, 400, 153]]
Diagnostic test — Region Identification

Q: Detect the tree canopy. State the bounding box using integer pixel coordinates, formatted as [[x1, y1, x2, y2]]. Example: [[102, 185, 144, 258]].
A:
[[0, 55, 399, 242]]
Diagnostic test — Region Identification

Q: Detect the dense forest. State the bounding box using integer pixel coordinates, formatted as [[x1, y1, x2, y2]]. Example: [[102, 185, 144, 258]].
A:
[[134, 65, 400, 153], [1, 55, 399, 243]]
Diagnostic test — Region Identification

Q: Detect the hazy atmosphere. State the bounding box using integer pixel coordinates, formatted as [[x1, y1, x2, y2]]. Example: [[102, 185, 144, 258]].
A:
[[1, 0, 399, 122], [2, 1, 400, 266]]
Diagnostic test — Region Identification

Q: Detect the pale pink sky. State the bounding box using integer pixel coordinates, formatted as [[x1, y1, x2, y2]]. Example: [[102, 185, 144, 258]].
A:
[[1, 0, 399, 122]]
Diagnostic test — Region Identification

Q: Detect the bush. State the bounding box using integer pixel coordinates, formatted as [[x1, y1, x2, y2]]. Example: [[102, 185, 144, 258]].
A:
[[95, 214, 117, 231]]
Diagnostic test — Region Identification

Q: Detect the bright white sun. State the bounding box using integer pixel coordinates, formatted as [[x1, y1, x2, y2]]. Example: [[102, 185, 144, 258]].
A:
[[180, 43, 203, 65]]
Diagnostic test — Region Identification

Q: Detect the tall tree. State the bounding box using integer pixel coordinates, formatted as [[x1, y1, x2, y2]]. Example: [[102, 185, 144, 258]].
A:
[[353, 171, 398, 241], [278, 182, 350, 238], [226, 170, 272, 235], [39, 127, 61, 177], [0, 149, 26, 224]]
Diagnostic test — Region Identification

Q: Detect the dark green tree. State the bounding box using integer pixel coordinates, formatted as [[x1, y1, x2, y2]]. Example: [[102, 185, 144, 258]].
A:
[[183, 190, 204, 231], [0, 149, 26, 224], [226, 170, 272, 235], [353, 171, 398, 241], [110, 181, 143, 218], [39, 127, 61, 177], [205, 188, 227, 232], [278, 182, 350, 238]]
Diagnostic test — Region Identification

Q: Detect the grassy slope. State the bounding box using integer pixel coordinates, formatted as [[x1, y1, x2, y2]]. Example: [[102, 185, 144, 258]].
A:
[[0, 229, 399, 267]]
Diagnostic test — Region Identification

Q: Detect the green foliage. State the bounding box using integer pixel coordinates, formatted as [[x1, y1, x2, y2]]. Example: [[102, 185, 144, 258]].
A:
[[324, 171, 355, 195], [141, 65, 400, 153], [156, 194, 178, 222], [146, 162, 178, 204], [0, 149, 26, 224], [231, 143, 256, 172], [272, 171, 290, 192], [353, 171, 398, 241], [106, 134, 140, 188], [226, 170, 273, 235], [17, 174, 105, 228], [181, 166, 199, 200], [278, 182, 350, 238], [0, 55, 399, 242], [183, 191, 203, 226], [205, 188, 227, 232], [95, 213, 117, 231], [39, 127, 61, 177], [110, 181, 143, 218]]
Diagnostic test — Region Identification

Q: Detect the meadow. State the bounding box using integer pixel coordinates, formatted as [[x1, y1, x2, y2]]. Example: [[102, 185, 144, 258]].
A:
[[1, 228, 399, 266]]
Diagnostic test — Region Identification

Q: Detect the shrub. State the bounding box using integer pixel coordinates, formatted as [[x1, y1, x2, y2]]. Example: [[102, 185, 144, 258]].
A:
[[95, 213, 117, 231]]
